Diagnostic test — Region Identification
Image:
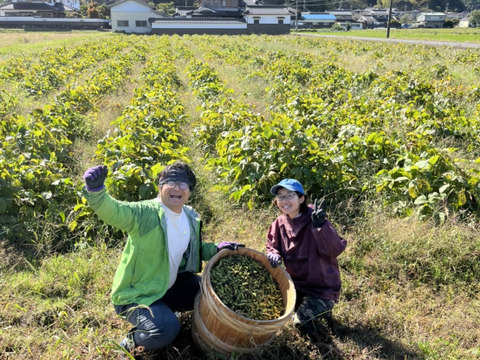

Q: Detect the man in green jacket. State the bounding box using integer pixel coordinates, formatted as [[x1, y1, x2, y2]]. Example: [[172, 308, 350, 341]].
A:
[[83, 161, 243, 358]]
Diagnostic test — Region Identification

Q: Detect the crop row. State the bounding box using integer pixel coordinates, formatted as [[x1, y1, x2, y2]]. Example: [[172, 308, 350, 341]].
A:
[[178, 35, 480, 220], [0, 38, 148, 250], [71, 38, 189, 245], [1, 34, 480, 253], [0, 37, 132, 97]]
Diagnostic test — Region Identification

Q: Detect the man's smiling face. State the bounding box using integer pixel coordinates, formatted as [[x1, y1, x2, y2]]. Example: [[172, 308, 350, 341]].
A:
[[159, 181, 191, 213]]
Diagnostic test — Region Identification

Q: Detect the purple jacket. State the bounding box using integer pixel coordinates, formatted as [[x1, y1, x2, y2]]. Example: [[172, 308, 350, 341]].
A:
[[266, 207, 347, 301]]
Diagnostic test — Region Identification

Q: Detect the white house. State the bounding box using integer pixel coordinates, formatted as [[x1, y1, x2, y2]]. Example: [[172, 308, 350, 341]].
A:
[[111, 0, 293, 35], [109, 0, 166, 33], [243, 5, 291, 34], [151, 5, 291, 35], [108, 0, 292, 35], [414, 12, 445, 28], [458, 16, 470, 28]]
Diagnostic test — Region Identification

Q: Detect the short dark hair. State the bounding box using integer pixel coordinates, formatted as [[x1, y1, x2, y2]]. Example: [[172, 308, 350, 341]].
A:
[[158, 161, 197, 191]]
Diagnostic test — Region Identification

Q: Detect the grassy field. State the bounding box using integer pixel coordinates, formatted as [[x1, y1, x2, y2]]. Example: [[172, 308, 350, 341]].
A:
[[296, 27, 480, 44], [0, 30, 113, 55], [1, 30, 480, 360]]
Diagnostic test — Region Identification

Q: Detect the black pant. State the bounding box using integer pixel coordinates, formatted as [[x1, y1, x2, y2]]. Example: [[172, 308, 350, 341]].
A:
[[114, 272, 202, 351], [162, 272, 202, 311]]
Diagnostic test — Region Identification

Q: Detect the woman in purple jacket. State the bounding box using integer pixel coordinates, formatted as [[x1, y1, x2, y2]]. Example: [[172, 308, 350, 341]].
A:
[[266, 179, 347, 336]]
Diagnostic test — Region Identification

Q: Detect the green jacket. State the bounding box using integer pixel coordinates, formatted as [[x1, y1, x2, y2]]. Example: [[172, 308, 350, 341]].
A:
[[82, 187, 218, 306]]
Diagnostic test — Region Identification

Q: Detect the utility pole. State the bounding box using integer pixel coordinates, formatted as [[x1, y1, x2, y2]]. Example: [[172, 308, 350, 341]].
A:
[[386, 0, 393, 38], [295, 0, 299, 30]]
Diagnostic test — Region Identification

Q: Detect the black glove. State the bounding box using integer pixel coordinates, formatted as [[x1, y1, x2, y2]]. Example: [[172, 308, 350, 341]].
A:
[[311, 198, 326, 228], [83, 165, 108, 192], [267, 253, 281, 268], [217, 242, 245, 252]]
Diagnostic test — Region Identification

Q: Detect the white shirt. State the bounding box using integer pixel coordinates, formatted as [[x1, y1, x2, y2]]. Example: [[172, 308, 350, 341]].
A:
[[161, 203, 191, 288]]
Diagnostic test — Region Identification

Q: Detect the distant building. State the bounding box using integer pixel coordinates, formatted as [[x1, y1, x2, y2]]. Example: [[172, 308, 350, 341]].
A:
[[414, 12, 445, 28], [0, 16, 109, 29], [358, 15, 383, 28], [109, 0, 166, 33], [243, 5, 292, 34], [151, 18, 247, 35], [0, 0, 110, 30], [362, 8, 389, 21], [0, 0, 79, 18], [297, 13, 336, 28], [109, 0, 293, 35], [357, 8, 398, 28], [174, 6, 198, 17], [458, 16, 470, 28], [325, 10, 353, 22]]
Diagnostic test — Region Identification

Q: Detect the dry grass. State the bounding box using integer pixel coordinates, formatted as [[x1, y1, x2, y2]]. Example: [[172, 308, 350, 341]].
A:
[[3, 206, 478, 359], [0, 30, 112, 56], [336, 213, 480, 359]]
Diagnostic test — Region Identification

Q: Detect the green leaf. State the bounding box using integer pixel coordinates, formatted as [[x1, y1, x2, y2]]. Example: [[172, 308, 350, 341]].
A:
[[414, 195, 428, 205], [458, 190, 467, 206], [376, 183, 386, 192], [138, 184, 150, 199], [69, 220, 78, 232], [439, 184, 449, 193], [428, 155, 440, 165], [408, 185, 419, 199], [415, 160, 430, 169]]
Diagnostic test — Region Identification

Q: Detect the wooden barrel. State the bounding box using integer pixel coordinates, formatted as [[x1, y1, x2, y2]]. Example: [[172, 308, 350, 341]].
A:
[[191, 247, 296, 356]]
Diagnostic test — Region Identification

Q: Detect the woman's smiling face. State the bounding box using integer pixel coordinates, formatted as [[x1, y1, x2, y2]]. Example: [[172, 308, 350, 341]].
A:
[[275, 187, 304, 218]]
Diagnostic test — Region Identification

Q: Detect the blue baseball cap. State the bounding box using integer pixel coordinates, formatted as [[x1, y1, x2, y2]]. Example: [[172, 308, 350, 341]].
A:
[[270, 179, 305, 195]]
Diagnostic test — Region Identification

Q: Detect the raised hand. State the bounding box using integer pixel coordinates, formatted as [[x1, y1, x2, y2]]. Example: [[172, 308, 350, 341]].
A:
[[83, 165, 108, 192], [311, 198, 326, 228]]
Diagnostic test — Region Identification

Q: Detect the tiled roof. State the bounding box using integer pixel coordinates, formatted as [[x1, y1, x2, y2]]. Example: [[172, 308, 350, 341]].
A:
[[364, 9, 389, 15], [244, 5, 291, 15], [108, 0, 154, 9], [0, 2, 65, 10], [0, 3, 13, 9], [174, 6, 197, 16], [153, 18, 246, 24], [241, 0, 260, 5], [359, 16, 379, 23], [188, 7, 242, 16], [0, 2, 76, 11], [53, 3, 77, 11], [327, 11, 353, 15]]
